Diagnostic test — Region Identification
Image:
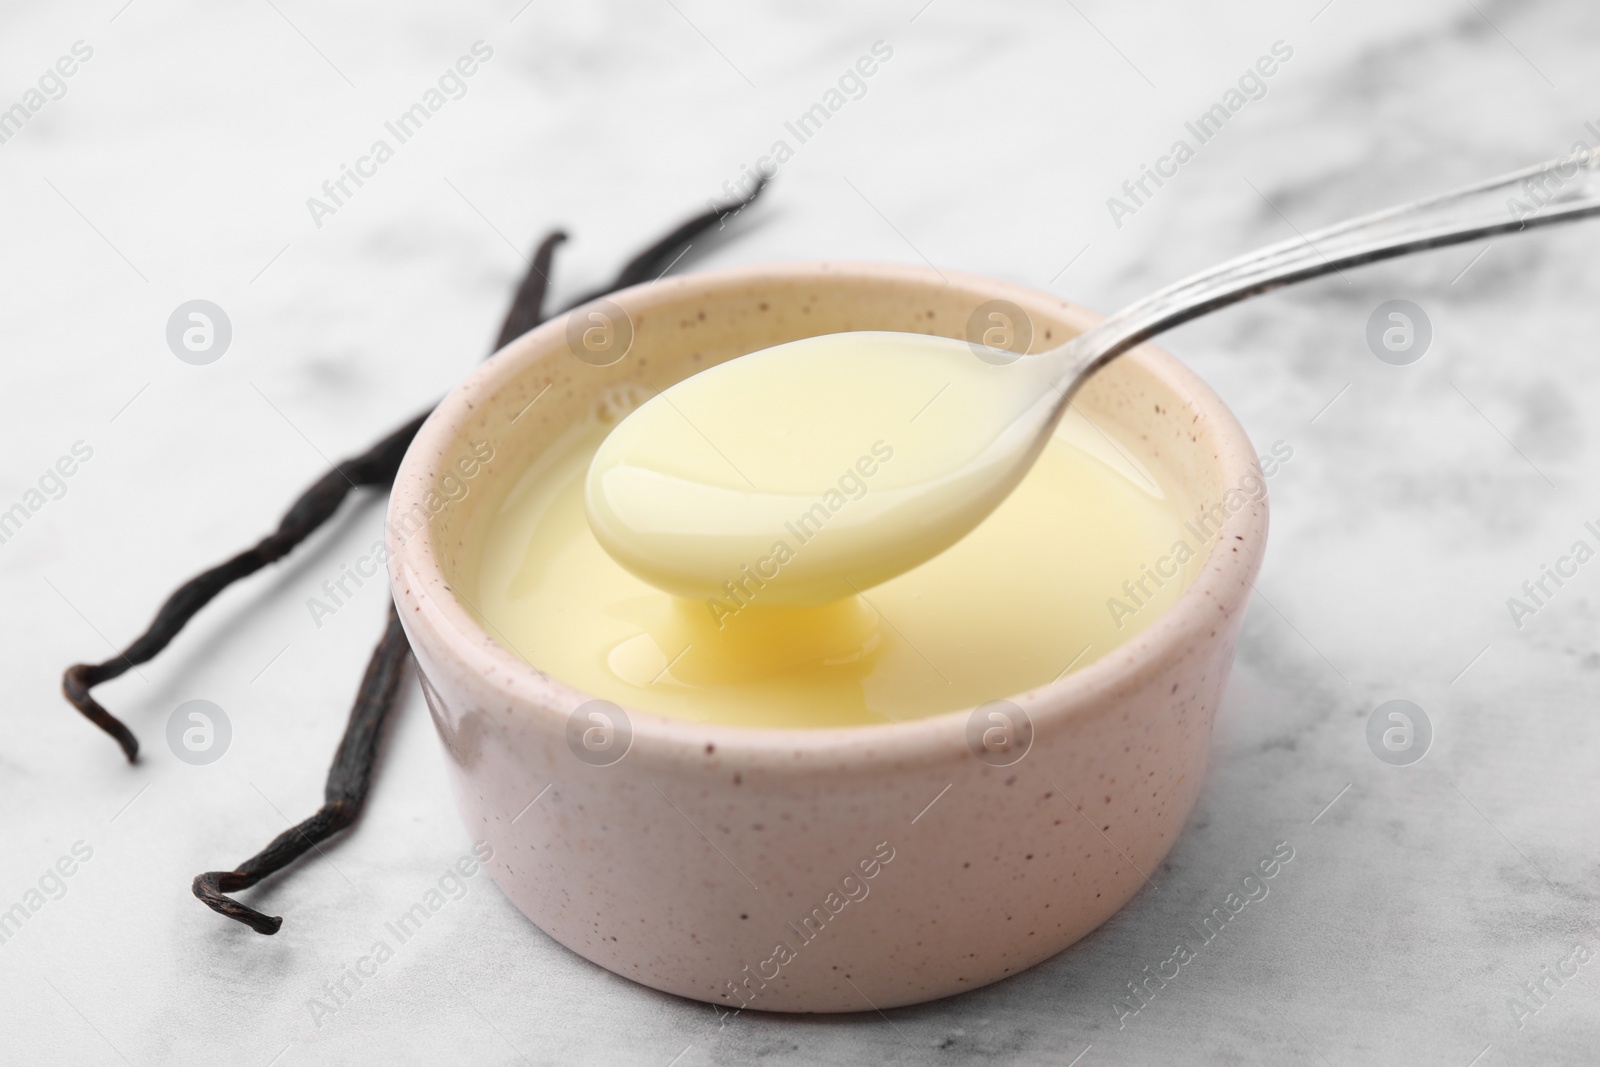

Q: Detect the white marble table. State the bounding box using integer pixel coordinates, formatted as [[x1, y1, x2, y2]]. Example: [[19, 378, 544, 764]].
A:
[[3, 0, 1597, 1063]]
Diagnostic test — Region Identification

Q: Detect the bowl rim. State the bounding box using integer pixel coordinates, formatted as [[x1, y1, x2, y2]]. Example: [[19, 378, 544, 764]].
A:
[[387, 260, 1268, 770]]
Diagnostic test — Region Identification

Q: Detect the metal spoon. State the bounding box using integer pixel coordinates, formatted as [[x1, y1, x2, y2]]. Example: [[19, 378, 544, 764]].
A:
[[588, 150, 1600, 606]]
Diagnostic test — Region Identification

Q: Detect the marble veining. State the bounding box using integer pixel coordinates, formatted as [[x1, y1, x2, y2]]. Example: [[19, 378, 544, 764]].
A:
[[2, 0, 1596, 1063]]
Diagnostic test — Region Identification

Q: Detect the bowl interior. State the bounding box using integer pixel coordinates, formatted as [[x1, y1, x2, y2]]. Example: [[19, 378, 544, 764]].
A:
[[395, 262, 1254, 749]]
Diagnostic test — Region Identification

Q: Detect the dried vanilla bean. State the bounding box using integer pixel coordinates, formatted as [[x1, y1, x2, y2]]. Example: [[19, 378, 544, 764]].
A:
[[59, 231, 562, 763], [192, 603, 409, 934], [70, 182, 766, 933], [61, 182, 765, 763]]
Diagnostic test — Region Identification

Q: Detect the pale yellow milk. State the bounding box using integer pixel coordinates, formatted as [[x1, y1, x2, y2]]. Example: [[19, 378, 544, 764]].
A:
[[470, 333, 1198, 727]]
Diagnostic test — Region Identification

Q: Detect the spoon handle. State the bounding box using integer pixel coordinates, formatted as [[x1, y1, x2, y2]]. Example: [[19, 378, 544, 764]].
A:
[[1051, 148, 1600, 399]]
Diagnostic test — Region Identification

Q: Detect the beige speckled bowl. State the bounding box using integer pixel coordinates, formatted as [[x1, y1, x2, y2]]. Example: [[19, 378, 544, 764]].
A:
[[386, 262, 1267, 1013]]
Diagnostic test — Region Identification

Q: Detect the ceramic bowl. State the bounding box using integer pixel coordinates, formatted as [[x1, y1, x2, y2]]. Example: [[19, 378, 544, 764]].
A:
[[386, 262, 1268, 1013]]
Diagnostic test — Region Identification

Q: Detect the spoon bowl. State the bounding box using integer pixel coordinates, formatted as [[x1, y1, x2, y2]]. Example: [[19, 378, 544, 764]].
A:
[[584, 330, 1060, 607]]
